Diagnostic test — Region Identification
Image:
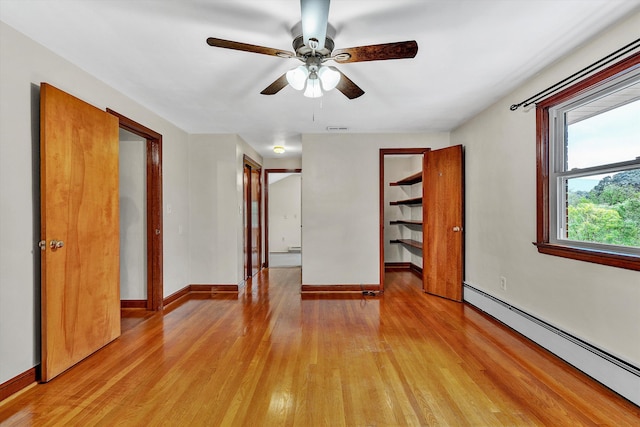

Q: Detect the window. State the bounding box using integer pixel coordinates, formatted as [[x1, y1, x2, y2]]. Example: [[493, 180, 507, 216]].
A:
[[536, 53, 640, 271]]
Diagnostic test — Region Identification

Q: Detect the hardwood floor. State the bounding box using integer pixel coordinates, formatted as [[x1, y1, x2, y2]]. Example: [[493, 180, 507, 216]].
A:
[[1, 268, 638, 426]]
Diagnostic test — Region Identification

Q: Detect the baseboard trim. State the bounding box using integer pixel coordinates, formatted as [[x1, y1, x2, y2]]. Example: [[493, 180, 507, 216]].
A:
[[163, 285, 191, 308], [301, 284, 380, 293], [385, 262, 411, 271], [463, 283, 640, 406], [0, 367, 37, 402], [190, 284, 238, 293], [385, 262, 422, 278], [409, 263, 422, 278], [163, 284, 239, 310], [120, 299, 146, 309]]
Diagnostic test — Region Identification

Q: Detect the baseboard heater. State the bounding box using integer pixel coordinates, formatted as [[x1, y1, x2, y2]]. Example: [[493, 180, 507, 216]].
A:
[[463, 283, 640, 406]]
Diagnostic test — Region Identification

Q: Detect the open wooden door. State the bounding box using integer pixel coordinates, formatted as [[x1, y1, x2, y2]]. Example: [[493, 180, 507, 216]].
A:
[[40, 83, 121, 381], [250, 167, 261, 277], [243, 155, 262, 279], [423, 145, 464, 301], [243, 165, 250, 278]]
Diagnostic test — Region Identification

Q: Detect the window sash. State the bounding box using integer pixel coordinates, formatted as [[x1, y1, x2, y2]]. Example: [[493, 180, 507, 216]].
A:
[[550, 71, 640, 175], [554, 169, 640, 255]]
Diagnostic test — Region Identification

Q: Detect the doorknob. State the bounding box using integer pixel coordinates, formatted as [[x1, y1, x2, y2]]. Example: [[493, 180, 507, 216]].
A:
[[452, 226, 462, 232], [50, 240, 64, 250]]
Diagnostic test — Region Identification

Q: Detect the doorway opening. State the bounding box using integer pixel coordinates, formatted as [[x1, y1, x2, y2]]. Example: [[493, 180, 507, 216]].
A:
[[380, 146, 465, 301], [264, 169, 302, 268], [107, 109, 163, 311], [243, 155, 262, 279], [380, 149, 428, 291], [118, 128, 147, 305]]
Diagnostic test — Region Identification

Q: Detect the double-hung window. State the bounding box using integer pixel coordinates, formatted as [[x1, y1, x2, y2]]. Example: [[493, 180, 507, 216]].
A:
[[536, 53, 640, 270]]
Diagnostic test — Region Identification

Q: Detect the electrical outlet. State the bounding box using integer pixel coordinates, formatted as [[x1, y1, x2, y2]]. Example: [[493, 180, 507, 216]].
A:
[[499, 276, 507, 291]]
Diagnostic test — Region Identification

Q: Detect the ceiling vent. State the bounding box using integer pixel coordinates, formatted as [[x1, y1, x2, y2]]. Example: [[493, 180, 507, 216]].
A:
[[326, 126, 349, 132]]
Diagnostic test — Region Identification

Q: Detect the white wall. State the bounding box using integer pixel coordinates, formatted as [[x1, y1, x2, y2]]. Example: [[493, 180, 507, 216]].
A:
[[188, 135, 238, 285], [187, 134, 262, 285], [0, 22, 190, 384], [119, 132, 147, 300], [269, 174, 302, 253], [301, 133, 449, 285], [451, 11, 640, 366]]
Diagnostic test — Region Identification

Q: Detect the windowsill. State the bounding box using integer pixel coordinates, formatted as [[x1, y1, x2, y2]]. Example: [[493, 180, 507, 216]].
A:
[[533, 242, 640, 271]]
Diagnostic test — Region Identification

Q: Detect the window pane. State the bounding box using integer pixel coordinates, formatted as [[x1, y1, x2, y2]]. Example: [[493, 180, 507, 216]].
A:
[[565, 86, 640, 170], [564, 168, 640, 248]]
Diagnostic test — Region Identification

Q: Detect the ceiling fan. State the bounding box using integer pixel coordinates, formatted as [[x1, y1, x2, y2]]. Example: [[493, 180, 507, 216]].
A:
[[206, 0, 418, 99]]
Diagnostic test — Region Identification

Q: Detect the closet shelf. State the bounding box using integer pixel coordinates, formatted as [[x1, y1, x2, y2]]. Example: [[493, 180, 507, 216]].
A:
[[390, 171, 422, 186], [390, 220, 423, 226], [390, 197, 422, 206], [390, 239, 422, 250]]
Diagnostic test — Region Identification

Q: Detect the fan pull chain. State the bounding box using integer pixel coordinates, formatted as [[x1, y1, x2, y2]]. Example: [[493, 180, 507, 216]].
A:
[[311, 96, 323, 122]]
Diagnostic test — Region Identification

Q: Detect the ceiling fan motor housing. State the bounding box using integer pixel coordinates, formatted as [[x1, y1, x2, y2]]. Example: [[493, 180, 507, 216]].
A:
[[293, 35, 334, 59]]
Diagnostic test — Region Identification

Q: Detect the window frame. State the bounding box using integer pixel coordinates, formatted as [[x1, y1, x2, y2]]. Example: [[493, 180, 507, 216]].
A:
[[535, 51, 640, 271]]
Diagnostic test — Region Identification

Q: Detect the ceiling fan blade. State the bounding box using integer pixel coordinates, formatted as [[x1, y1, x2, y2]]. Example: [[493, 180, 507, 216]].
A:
[[333, 40, 418, 63], [261, 74, 289, 95], [206, 38, 294, 58], [300, 0, 330, 48], [335, 71, 364, 99]]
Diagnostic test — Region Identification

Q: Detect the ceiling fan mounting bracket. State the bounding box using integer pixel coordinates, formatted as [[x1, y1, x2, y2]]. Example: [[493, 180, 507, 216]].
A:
[[292, 35, 334, 59]]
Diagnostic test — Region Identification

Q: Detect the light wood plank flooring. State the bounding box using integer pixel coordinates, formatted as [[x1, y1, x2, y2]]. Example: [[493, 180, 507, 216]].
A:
[[1, 268, 638, 426]]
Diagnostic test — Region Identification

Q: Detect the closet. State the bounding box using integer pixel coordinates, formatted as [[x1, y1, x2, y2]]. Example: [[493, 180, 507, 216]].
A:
[[381, 145, 463, 301]]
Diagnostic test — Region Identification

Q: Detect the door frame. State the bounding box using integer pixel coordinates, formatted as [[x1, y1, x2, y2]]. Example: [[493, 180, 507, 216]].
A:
[[107, 109, 163, 311], [379, 148, 430, 292], [263, 168, 302, 268], [243, 155, 262, 279]]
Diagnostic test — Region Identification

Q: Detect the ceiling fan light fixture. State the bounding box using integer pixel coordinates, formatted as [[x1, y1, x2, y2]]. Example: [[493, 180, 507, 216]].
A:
[[286, 65, 309, 90], [303, 75, 323, 98], [318, 65, 340, 91], [273, 145, 286, 154]]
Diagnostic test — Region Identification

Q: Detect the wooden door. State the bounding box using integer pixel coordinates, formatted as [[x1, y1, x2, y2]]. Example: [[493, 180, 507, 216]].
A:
[[243, 165, 250, 278], [40, 83, 121, 381], [243, 156, 262, 279], [250, 168, 261, 277], [423, 145, 464, 301]]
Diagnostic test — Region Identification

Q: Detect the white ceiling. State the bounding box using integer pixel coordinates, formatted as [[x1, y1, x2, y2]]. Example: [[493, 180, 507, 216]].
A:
[[1, 0, 638, 158]]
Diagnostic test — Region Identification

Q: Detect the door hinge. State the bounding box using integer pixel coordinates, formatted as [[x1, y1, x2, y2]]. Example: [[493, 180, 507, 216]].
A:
[[38, 240, 46, 251]]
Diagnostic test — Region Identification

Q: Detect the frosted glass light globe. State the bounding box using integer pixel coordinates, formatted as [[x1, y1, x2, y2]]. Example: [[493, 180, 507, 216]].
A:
[[286, 65, 309, 91], [318, 66, 340, 91], [303, 76, 323, 98]]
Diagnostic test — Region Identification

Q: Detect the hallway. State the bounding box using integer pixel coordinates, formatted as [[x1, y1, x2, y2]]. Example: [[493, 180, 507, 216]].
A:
[[0, 268, 637, 426]]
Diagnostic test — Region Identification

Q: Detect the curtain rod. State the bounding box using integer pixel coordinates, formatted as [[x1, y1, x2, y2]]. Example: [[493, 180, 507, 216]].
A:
[[509, 38, 640, 111]]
